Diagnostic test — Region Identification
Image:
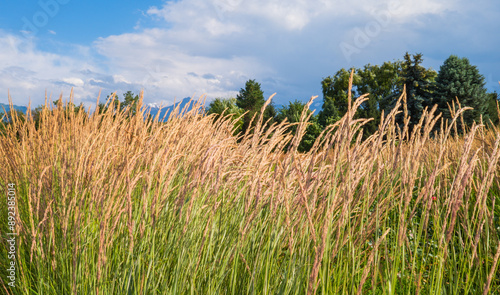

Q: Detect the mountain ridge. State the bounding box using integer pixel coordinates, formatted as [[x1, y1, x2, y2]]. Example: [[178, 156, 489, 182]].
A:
[[0, 103, 28, 114]]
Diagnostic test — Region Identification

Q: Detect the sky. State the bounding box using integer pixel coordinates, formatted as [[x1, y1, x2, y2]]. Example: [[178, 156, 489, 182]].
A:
[[0, 0, 499, 111]]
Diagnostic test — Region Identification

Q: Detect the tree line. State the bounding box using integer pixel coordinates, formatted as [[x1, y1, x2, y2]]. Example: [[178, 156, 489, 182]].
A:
[[207, 52, 499, 151]]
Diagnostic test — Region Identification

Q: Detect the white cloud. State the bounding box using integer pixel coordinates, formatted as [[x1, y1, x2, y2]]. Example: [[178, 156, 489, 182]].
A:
[[62, 77, 84, 87], [204, 19, 242, 36], [147, 0, 454, 32], [92, 25, 275, 102], [0, 34, 97, 106], [3, 0, 498, 110]]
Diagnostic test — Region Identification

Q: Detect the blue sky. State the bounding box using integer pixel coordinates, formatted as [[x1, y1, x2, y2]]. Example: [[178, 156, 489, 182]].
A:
[[0, 0, 499, 110]]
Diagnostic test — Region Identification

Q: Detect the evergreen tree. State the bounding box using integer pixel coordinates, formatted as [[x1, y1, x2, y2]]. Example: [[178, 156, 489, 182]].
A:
[[236, 79, 275, 133], [434, 55, 489, 128], [318, 95, 341, 128], [122, 91, 140, 116], [382, 53, 436, 131], [485, 91, 499, 126]]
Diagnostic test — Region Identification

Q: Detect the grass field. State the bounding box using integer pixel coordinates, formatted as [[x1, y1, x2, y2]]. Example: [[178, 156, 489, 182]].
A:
[[1, 87, 500, 294]]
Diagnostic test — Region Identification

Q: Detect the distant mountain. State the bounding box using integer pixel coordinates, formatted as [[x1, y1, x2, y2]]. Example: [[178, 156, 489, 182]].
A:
[[0, 103, 28, 114], [145, 97, 205, 122]]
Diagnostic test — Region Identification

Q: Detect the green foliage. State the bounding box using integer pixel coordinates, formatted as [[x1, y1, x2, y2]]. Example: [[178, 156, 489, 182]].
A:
[[318, 95, 341, 128], [0, 109, 25, 137], [356, 61, 401, 136], [1, 109, 25, 124], [95, 91, 141, 119], [319, 62, 401, 137], [236, 79, 265, 111], [96, 92, 121, 115], [318, 69, 354, 128], [122, 91, 140, 115], [382, 53, 437, 131], [206, 97, 245, 134], [434, 55, 489, 128], [276, 100, 322, 152], [236, 79, 276, 133], [485, 91, 500, 126]]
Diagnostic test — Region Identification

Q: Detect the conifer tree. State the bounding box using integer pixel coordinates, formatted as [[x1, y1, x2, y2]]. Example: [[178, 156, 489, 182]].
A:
[[434, 55, 489, 128], [382, 53, 436, 131], [236, 79, 275, 134]]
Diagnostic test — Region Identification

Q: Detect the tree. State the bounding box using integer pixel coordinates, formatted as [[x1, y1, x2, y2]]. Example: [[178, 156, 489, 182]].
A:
[[0, 109, 25, 137], [381, 53, 436, 131], [122, 91, 140, 115], [319, 62, 401, 138], [96, 91, 140, 117], [276, 100, 321, 152], [434, 55, 489, 128], [206, 97, 244, 134], [356, 61, 401, 136], [318, 69, 356, 128], [318, 94, 341, 128], [96, 92, 121, 114], [485, 91, 499, 126], [1, 109, 25, 125], [236, 80, 275, 134], [45, 98, 88, 129]]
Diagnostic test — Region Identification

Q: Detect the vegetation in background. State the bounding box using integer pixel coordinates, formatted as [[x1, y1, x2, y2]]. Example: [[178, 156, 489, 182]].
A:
[[318, 68, 351, 128], [206, 97, 244, 135], [319, 52, 497, 140], [486, 91, 500, 127], [382, 53, 437, 131], [355, 61, 401, 136], [434, 55, 490, 129], [275, 100, 322, 152], [235, 79, 276, 134], [97, 91, 140, 116]]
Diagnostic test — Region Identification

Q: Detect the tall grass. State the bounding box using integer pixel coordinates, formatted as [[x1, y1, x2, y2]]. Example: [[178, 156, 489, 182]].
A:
[[1, 80, 499, 294]]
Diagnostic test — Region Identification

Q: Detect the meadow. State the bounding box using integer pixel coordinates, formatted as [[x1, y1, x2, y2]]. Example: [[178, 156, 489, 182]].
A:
[[1, 84, 500, 294]]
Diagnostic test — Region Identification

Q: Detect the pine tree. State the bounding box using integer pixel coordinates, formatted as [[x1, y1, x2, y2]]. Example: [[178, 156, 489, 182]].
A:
[[402, 53, 436, 128], [484, 91, 499, 127], [236, 79, 275, 133], [318, 96, 341, 128], [122, 91, 140, 115], [434, 55, 489, 128], [382, 53, 436, 131]]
